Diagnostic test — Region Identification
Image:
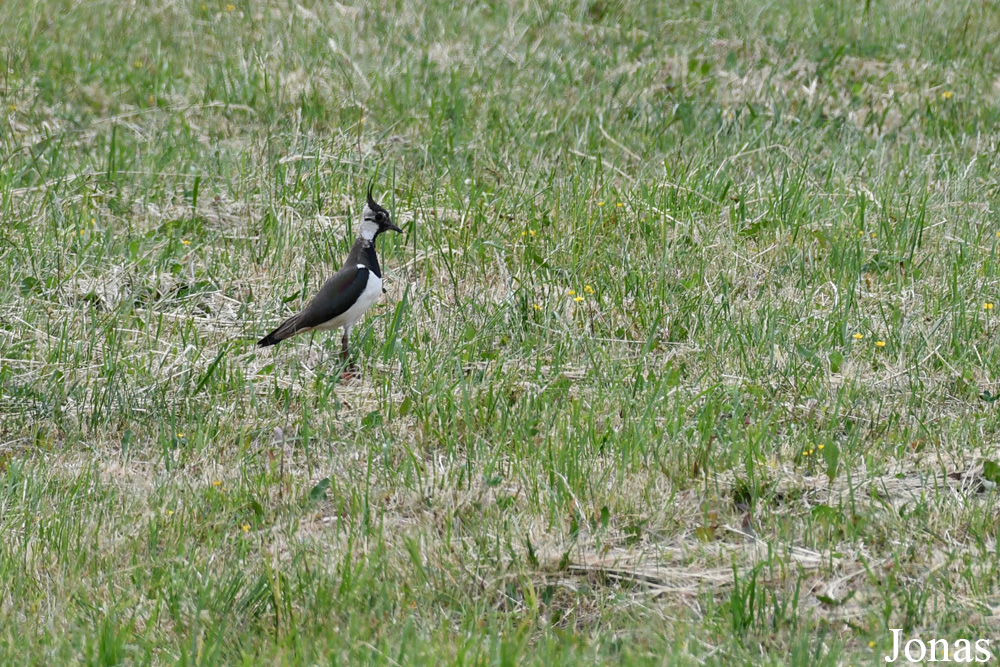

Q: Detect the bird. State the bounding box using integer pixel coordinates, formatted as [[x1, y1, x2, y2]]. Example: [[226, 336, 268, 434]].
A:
[[257, 183, 401, 373]]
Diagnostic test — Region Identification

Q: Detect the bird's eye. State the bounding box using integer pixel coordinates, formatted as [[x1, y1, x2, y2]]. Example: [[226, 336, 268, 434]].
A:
[[375, 212, 385, 222]]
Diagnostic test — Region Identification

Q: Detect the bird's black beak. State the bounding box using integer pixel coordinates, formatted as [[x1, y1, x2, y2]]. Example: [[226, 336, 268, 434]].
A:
[[386, 220, 402, 233]]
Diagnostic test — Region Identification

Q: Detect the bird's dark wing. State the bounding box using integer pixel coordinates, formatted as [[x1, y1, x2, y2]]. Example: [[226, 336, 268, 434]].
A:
[[257, 265, 369, 347], [296, 264, 370, 329]]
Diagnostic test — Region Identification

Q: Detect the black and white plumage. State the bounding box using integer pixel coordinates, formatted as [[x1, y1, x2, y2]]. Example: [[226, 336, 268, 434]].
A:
[[257, 185, 401, 368]]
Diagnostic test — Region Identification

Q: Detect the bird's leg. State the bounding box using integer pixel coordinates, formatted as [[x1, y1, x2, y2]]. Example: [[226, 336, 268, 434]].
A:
[[340, 326, 358, 379]]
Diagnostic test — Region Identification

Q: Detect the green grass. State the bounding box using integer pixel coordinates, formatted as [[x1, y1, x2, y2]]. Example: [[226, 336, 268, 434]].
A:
[[3, 0, 1000, 663]]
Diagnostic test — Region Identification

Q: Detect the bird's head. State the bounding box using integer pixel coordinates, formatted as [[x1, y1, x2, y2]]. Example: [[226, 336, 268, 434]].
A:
[[360, 182, 401, 241]]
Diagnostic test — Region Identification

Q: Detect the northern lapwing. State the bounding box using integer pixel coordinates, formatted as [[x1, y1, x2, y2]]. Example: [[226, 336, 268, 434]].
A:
[[257, 184, 401, 372]]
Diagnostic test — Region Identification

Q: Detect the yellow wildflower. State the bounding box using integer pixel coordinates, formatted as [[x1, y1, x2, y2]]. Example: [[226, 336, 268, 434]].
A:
[[574, 296, 584, 303], [869, 641, 876, 648], [529, 230, 536, 236], [876, 340, 885, 348], [616, 202, 624, 208], [941, 91, 953, 100], [597, 201, 605, 207], [182, 239, 191, 246], [226, 3, 235, 10], [567, 289, 576, 295], [985, 302, 994, 311], [584, 285, 595, 294], [241, 524, 250, 533], [532, 304, 542, 311], [853, 333, 864, 340], [817, 444, 824, 450], [212, 480, 222, 487]]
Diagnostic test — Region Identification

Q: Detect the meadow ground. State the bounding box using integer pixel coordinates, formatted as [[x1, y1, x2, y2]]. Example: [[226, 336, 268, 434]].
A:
[[3, 0, 1000, 664]]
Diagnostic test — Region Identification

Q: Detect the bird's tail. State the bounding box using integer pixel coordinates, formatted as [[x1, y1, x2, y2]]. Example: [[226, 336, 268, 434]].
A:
[[257, 315, 301, 347]]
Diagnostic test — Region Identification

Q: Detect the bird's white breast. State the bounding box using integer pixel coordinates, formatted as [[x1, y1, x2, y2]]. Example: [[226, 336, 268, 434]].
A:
[[315, 266, 383, 331]]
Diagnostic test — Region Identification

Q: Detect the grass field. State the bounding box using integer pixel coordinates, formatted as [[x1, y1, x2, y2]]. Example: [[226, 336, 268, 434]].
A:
[[3, 0, 1000, 663]]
